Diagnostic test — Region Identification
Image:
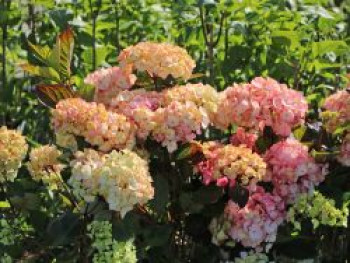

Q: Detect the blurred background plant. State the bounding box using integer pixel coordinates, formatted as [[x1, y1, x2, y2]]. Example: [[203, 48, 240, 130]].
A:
[[0, 0, 349, 262]]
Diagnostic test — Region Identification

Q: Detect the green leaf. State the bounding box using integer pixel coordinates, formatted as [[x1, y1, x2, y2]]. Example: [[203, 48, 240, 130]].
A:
[[28, 42, 52, 64], [142, 225, 172, 247], [149, 173, 169, 214], [47, 27, 74, 80], [271, 31, 299, 49], [81, 46, 110, 68], [20, 64, 61, 82], [10, 193, 41, 211], [46, 211, 80, 246], [293, 125, 307, 141], [0, 201, 10, 208], [312, 41, 348, 57]]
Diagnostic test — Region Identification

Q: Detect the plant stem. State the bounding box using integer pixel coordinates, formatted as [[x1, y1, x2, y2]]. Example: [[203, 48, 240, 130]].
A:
[[112, 0, 120, 53]]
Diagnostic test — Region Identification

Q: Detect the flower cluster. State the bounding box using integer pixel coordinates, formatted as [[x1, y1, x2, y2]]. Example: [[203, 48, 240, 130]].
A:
[[162, 83, 218, 119], [70, 149, 154, 217], [85, 66, 136, 106], [118, 42, 196, 80], [98, 150, 154, 217], [151, 101, 209, 152], [110, 89, 163, 139], [69, 149, 104, 202], [52, 98, 135, 152], [88, 220, 137, 263], [0, 126, 28, 182], [27, 145, 65, 187], [287, 191, 348, 231], [323, 90, 350, 133], [338, 133, 350, 166], [109, 87, 211, 152], [210, 187, 285, 251], [196, 143, 266, 188], [230, 128, 258, 150], [55, 131, 78, 151], [215, 77, 308, 136], [264, 139, 327, 204]]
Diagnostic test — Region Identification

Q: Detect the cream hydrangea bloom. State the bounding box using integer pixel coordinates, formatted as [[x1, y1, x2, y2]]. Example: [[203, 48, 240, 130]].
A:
[[27, 145, 65, 186], [162, 83, 219, 120], [118, 42, 196, 80], [0, 126, 28, 182], [69, 149, 105, 202], [69, 149, 154, 217], [99, 150, 154, 217]]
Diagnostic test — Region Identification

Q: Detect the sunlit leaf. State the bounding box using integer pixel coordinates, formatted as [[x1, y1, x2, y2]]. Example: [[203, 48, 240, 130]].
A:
[[20, 63, 61, 82]]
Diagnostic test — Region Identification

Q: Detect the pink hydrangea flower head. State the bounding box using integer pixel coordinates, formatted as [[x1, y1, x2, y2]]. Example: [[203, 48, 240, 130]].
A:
[[214, 77, 308, 137], [230, 127, 258, 150], [110, 89, 163, 139], [84, 66, 136, 106], [210, 187, 285, 251], [264, 138, 328, 203]]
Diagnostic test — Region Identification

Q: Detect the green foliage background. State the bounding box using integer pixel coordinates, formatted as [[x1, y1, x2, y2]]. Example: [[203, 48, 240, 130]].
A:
[[0, 0, 349, 262]]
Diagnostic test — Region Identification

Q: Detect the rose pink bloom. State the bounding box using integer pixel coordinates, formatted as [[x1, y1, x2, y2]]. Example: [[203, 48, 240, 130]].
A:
[[230, 127, 258, 150], [223, 187, 285, 250], [84, 67, 136, 106], [264, 138, 328, 203], [215, 77, 308, 137]]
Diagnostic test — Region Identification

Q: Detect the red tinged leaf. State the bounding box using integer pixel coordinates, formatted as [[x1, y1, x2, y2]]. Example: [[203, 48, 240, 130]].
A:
[[35, 84, 76, 108]]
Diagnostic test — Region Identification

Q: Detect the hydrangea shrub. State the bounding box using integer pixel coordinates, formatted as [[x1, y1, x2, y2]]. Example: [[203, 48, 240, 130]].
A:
[[0, 39, 349, 262]]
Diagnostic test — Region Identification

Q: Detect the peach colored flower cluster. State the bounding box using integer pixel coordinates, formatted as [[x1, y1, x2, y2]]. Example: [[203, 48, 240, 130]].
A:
[[70, 149, 154, 217], [338, 133, 350, 166], [27, 145, 65, 186], [84, 66, 136, 106], [230, 127, 258, 150], [52, 98, 135, 152], [264, 139, 328, 204], [110, 88, 210, 152], [151, 101, 209, 152], [210, 187, 285, 251], [162, 83, 218, 119], [118, 42, 196, 80], [0, 126, 28, 182], [215, 77, 307, 136], [196, 143, 266, 188], [323, 90, 350, 133]]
